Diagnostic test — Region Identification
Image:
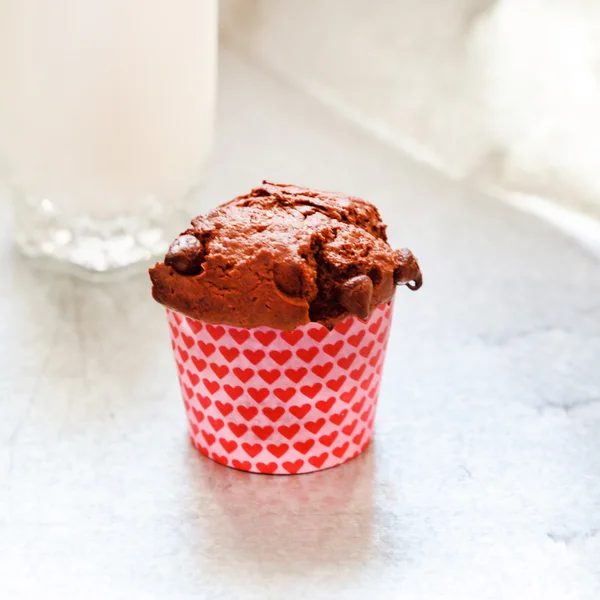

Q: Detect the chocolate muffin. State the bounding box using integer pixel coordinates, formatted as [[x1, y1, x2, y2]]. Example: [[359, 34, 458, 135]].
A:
[[150, 181, 422, 330]]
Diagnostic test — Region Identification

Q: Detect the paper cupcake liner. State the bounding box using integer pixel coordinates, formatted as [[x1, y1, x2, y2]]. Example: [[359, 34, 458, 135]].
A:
[[167, 302, 393, 474]]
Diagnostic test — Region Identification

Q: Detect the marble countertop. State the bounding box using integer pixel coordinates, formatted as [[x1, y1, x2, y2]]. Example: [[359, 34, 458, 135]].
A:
[[1, 49, 600, 600]]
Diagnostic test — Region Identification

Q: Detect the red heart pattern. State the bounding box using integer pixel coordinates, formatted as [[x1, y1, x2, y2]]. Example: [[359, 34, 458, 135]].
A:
[[168, 301, 393, 474]]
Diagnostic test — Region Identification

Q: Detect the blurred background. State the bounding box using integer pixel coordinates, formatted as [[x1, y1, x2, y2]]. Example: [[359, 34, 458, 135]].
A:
[[223, 0, 600, 217], [221, 0, 600, 254], [1, 0, 599, 275]]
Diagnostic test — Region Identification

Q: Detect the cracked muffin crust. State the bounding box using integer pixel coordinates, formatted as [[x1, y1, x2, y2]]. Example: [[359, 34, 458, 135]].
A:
[[150, 181, 422, 330]]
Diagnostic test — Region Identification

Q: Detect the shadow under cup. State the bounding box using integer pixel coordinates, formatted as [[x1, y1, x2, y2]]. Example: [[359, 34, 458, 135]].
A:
[[167, 302, 393, 474], [194, 445, 377, 572]]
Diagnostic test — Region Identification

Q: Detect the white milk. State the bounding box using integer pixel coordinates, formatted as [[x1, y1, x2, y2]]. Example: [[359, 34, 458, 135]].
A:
[[0, 0, 217, 218]]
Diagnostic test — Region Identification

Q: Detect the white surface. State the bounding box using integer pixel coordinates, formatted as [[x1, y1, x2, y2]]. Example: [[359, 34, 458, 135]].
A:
[[222, 0, 600, 218], [1, 49, 600, 600]]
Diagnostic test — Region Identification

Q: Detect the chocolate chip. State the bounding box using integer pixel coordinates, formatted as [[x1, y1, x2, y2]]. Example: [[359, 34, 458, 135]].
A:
[[165, 234, 205, 275], [393, 248, 422, 290], [406, 272, 423, 290], [273, 261, 305, 298], [339, 275, 373, 320]]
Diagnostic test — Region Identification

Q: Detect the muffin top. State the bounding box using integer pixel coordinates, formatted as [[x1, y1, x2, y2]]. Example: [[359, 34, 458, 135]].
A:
[[149, 181, 422, 330]]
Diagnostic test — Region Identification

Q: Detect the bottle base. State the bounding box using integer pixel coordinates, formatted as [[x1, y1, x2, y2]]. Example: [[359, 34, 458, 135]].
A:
[[13, 199, 183, 282]]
